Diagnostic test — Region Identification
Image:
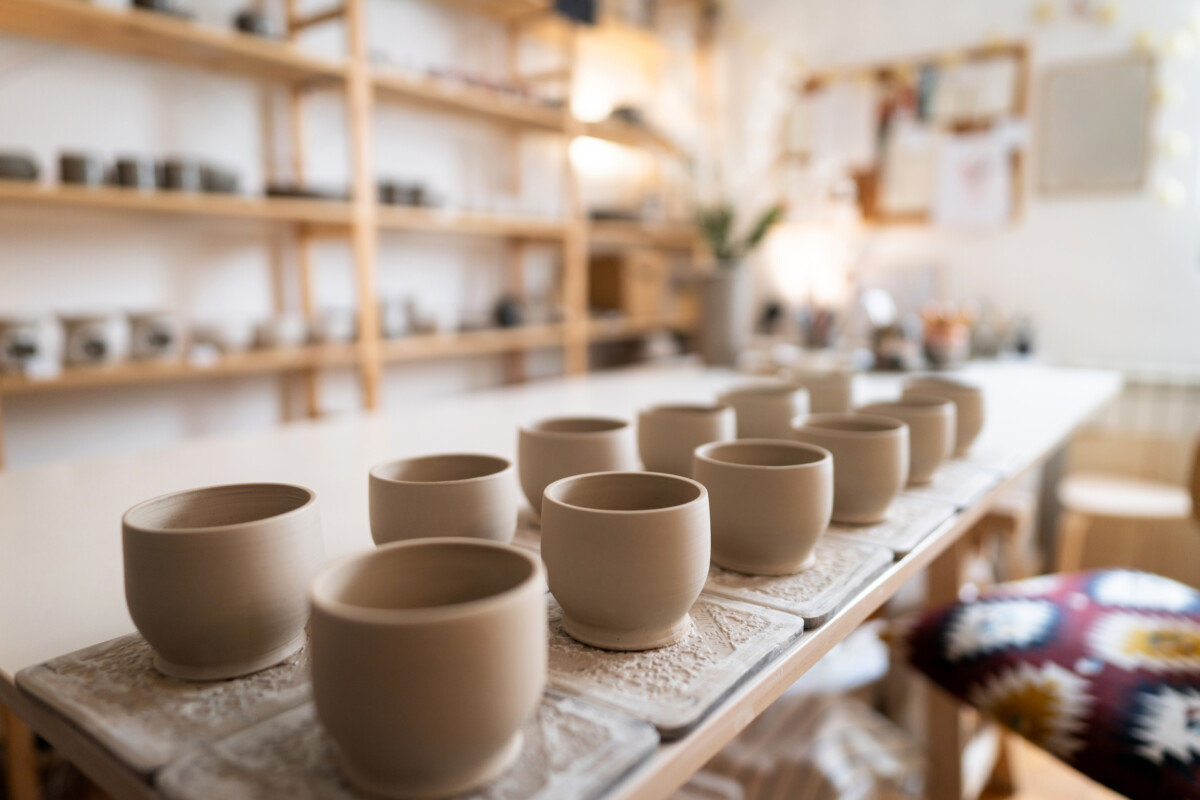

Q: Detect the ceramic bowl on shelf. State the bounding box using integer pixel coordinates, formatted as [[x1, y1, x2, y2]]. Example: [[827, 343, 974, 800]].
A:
[[517, 415, 637, 517], [61, 312, 128, 366], [792, 413, 909, 524], [200, 163, 240, 194], [369, 453, 517, 545], [158, 157, 203, 192], [784, 368, 855, 414], [0, 315, 54, 374], [190, 318, 257, 354], [637, 403, 736, 477], [0, 151, 39, 181], [128, 311, 183, 361], [541, 471, 709, 651], [903, 376, 984, 456], [59, 152, 105, 187], [256, 314, 309, 350], [310, 539, 545, 799], [717, 381, 810, 439], [122, 482, 325, 680], [114, 156, 157, 191], [694, 439, 833, 575], [859, 395, 955, 485], [310, 309, 357, 345]]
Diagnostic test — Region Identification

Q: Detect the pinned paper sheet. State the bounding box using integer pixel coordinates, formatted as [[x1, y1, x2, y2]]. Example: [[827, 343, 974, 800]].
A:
[[932, 129, 1013, 228], [931, 55, 1018, 121], [880, 116, 940, 215], [809, 81, 879, 170]]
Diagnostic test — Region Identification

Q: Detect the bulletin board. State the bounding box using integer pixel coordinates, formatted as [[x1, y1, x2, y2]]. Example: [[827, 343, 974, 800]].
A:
[[1038, 54, 1154, 195], [780, 42, 1031, 229]]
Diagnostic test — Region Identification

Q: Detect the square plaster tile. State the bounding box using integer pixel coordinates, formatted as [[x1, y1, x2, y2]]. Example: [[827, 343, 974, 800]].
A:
[[903, 460, 1004, 509], [704, 534, 893, 627], [512, 507, 542, 553], [157, 693, 659, 800], [829, 494, 957, 557], [15, 633, 311, 777], [546, 593, 804, 739]]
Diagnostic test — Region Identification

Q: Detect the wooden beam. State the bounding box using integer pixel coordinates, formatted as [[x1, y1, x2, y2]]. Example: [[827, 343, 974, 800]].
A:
[[288, 5, 346, 33]]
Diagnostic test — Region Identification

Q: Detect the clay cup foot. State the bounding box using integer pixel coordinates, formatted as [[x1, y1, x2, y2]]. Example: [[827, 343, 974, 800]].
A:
[[338, 732, 524, 799], [563, 613, 693, 651], [152, 631, 306, 681], [713, 549, 818, 577]]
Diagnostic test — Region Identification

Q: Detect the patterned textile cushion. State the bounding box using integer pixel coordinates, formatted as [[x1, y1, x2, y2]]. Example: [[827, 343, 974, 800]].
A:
[[899, 570, 1200, 800]]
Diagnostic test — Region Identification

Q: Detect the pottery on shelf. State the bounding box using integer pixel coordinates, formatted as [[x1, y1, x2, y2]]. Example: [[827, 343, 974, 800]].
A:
[[903, 376, 984, 456], [61, 313, 128, 365], [59, 152, 105, 187], [310, 539, 545, 799], [541, 471, 710, 650], [792, 413, 909, 524], [636, 403, 736, 477], [0, 316, 52, 374], [190, 318, 257, 354], [158, 157, 203, 192], [122, 482, 325, 680], [859, 395, 955, 485], [784, 368, 854, 414], [128, 311, 183, 361], [517, 416, 638, 516], [310, 309, 357, 345], [694, 439, 833, 575], [717, 381, 810, 439], [0, 151, 39, 181], [200, 163, 240, 194], [114, 156, 157, 191], [255, 315, 309, 349], [369, 453, 517, 545]]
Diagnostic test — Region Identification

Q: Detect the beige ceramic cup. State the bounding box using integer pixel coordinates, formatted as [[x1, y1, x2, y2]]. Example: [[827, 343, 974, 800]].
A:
[[311, 539, 545, 799], [786, 368, 854, 414], [369, 453, 517, 545], [541, 471, 710, 650], [859, 395, 956, 485], [904, 376, 984, 456], [518, 416, 638, 516], [694, 440, 833, 575], [717, 381, 811, 439], [122, 483, 325, 680], [792, 413, 910, 524], [637, 403, 736, 477]]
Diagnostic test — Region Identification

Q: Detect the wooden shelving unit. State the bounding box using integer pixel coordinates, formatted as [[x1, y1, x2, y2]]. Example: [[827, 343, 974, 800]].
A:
[[0, 0, 709, 467]]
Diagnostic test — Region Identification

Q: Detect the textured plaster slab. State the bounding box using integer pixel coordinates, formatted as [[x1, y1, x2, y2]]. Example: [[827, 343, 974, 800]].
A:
[[903, 459, 1003, 509], [704, 534, 892, 627], [156, 693, 659, 800], [546, 593, 804, 739], [829, 494, 957, 557], [512, 507, 542, 553], [15, 633, 311, 777]]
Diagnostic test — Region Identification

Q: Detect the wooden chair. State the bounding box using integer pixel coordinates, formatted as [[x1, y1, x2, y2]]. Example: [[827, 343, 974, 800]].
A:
[[1054, 437, 1199, 571]]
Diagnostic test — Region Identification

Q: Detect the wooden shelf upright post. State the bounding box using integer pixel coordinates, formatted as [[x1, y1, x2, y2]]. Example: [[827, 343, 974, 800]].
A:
[[561, 22, 589, 375]]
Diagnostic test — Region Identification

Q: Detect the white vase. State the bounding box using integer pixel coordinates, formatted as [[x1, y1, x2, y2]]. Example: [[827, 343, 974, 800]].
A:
[[697, 266, 752, 367]]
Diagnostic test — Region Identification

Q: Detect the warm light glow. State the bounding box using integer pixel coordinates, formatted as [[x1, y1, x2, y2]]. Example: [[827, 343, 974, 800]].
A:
[[571, 74, 618, 122], [569, 136, 630, 173], [763, 223, 852, 308]]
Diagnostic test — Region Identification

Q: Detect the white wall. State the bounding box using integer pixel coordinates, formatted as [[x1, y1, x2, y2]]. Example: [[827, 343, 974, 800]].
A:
[[729, 0, 1200, 369], [0, 0, 575, 468]]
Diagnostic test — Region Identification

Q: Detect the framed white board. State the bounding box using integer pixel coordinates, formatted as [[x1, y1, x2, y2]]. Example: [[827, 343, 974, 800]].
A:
[[1038, 54, 1154, 195]]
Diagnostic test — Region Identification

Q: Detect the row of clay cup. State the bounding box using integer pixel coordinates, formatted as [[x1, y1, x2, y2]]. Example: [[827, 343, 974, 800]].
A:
[[117, 371, 982, 799]]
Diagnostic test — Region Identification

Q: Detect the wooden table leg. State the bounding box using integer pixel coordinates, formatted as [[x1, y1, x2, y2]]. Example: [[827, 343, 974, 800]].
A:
[[3, 704, 41, 800]]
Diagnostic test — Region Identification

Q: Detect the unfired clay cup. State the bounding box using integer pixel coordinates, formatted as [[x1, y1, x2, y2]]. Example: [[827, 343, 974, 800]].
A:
[[370, 453, 517, 545], [785, 368, 854, 413], [517, 416, 637, 516], [310, 539, 545, 799], [541, 471, 710, 650], [122, 483, 325, 680], [859, 395, 955, 485], [637, 403, 736, 477], [904, 376, 984, 456], [717, 381, 810, 439], [792, 413, 910, 524], [694, 440, 833, 575]]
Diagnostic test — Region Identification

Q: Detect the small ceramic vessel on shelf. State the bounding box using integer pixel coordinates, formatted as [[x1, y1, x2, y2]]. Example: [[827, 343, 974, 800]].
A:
[[122, 482, 325, 680], [541, 471, 709, 651], [310, 539, 545, 799], [783, 367, 855, 414], [637, 402, 736, 477], [903, 375, 984, 456], [859, 394, 955, 485], [792, 413, 909, 524], [61, 313, 128, 366], [370, 453, 517, 545], [128, 311, 183, 361], [717, 380, 810, 439]]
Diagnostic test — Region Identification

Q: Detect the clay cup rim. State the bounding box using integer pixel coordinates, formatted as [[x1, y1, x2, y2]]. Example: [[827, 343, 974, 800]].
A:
[[519, 415, 630, 438], [639, 402, 731, 418], [792, 412, 908, 437], [859, 395, 954, 416], [695, 439, 831, 471], [122, 482, 316, 536], [370, 453, 511, 486], [543, 470, 707, 515], [310, 538, 543, 626]]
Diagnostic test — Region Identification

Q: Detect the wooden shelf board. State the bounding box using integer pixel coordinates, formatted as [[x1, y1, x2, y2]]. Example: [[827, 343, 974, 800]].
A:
[[0, 345, 359, 396], [373, 71, 566, 130], [425, 0, 548, 20], [588, 220, 698, 249], [582, 119, 687, 158], [0, 0, 347, 84], [381, 325, 566, 362], [377, 205, 567, 239], [0, 182, 355, 225]]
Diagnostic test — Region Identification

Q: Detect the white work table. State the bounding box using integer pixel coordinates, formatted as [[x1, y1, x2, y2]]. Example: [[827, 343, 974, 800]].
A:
[[0, 360, 1121, 800]]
